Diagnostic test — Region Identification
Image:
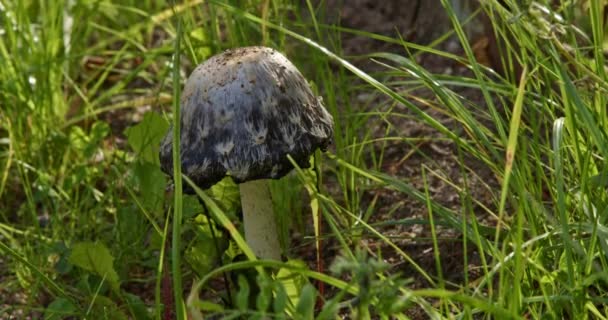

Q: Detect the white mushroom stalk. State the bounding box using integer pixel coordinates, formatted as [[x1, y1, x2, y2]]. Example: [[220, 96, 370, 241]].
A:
[[239, 180, 281, 260], [159, 46, 334, 260]]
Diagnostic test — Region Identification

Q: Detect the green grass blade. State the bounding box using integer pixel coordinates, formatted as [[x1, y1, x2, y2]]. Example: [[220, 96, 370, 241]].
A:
[[495, 66, 528, 243], [170, 10, 185, 320]]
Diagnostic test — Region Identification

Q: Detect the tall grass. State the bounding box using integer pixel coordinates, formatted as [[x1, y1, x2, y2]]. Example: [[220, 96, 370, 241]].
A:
[[1, 0, 607, 318]]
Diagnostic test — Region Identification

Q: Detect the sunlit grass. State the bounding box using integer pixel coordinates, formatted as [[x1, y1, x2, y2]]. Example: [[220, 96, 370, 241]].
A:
[[1, 0, 607, 318]]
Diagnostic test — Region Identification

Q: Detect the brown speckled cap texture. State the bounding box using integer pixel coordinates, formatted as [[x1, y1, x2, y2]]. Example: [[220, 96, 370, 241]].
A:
[[160, 46, 334, 190]]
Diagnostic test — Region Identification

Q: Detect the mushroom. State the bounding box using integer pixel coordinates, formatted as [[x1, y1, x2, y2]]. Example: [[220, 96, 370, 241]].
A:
[[160, 46, 334, 260]]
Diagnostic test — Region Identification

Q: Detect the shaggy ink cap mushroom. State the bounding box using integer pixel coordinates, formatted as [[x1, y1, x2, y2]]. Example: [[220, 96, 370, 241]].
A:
[[159, 46, 334, 189]]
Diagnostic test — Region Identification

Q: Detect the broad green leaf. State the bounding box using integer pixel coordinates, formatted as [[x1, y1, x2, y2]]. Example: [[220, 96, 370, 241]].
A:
[[276, 259, 308, 306], [189, 300, 224, 312], [89, 295, 129, 320], [85, 121, 110, 157], [68, 126, 89, 154], [44, 298, 78, 320], [50, 242, 72, 275], [294, 284, 316, 320], [125, 112, 169, 164], [316, 297, 340, 320], [124, 293, 152, 320], [209, 176, 240, 219], [272, 282, 288, 314], [236, 275, 251, 312], [255, 274, 273, 313], [183, 195, 204, 219], [190, 28, 207, 41], [90, 121, 111, 142], [69, 242, 120, 292], [117, 206, 146, 253], [184, 219, 228, 277], [131, 162, 166, 212], [189, 29, 212, 59], [67, 121, 110, 159]]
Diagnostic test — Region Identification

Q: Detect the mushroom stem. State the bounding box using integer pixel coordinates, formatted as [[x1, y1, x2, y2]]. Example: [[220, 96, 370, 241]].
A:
[[239, 179, 282, 260]]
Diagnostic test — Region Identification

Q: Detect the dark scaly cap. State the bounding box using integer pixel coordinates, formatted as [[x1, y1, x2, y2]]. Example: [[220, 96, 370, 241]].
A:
[[159, 46, 334, 190]]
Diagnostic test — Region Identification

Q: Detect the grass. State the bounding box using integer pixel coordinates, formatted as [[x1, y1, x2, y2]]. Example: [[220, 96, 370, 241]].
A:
[[1, 0, 608, 318]]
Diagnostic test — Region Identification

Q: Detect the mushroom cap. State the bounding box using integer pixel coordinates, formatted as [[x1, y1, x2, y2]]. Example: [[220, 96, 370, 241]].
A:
[[159, 46, 334, 190]]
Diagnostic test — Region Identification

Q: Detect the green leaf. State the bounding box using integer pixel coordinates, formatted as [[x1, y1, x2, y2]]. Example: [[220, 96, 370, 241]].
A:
[[209, 176, 240, 219], [85, 121, 110, 157], [69, 126, 89, 154], [89, 296, 129, 320], [69, 242, 120, 292], [44, 298, 78, 320], [50, 242, 72, 275], [184, 224, 227, 277], [236, 275, 251, 312], [189, 300, 224, 312], [90, 121, 111, 142], [276, 259, 308, 307], [131, 162, 166, 213], [189, 29, 212, 60], [316, 298, 340, 320], [117, 206, 146, 253], [124, 293, 152, 320], [272, 282, 288, 314], [589, 171, 608, 189], [67, 121, 110, 159], [125, 112, 169, 164], [255, 274, 272, 313], [183, 195, 203, 219], [294, 284, 316, 320]]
